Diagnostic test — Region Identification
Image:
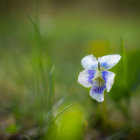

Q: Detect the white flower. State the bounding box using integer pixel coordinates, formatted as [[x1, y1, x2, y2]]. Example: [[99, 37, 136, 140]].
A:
[[78, 54, 121, 102]]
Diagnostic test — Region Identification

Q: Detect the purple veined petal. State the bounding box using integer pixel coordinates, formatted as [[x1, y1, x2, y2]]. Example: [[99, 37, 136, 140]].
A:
[[78, 69, 96, 88], [102, 71, 115, 92], [81, 54, 98, 70], [89, 78, 106, 102], [90, 91, 104, 102], [99, 54, 121, 70]]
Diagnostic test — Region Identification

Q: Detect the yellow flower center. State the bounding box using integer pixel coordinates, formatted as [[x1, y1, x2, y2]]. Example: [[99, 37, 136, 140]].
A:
[[93, 77, 105, 87]]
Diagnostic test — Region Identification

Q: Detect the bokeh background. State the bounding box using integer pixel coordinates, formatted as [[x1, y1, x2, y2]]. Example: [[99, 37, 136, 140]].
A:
[[0, 0, 140, 139]]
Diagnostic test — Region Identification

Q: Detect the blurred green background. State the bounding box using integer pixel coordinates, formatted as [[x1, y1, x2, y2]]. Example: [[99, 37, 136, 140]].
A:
[[0, 0, 140, 140]]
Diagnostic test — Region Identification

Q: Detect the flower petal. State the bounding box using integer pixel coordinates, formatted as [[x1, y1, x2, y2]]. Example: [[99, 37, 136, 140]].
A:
[[90, 91, 104, 102], [99, 54, 121, 70], [102, 71, 115, 92], [81, 54, 98, 70], [89, 79, 106, 102], [78, 69, 96, 88]]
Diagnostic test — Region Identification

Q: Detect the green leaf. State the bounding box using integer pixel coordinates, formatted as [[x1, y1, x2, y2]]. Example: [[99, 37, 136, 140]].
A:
[[6, 124, 18, 134]]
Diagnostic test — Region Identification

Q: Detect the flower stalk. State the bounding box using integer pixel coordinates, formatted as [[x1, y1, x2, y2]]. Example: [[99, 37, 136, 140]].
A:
[[102, 92, 107, 126]]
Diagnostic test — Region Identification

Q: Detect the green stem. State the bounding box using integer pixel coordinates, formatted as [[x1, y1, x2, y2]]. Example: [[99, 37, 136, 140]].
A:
[[102, 92, 107, 126], [120, 38, 131, 122]]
